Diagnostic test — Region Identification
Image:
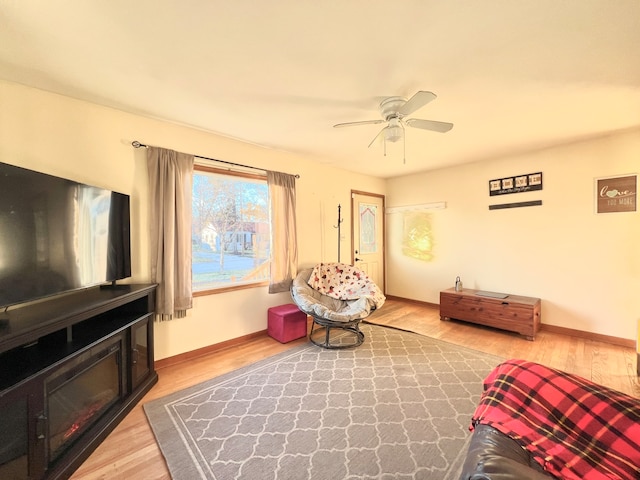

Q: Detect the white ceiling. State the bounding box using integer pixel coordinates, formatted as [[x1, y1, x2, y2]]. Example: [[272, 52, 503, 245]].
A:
[[1, 1, 639, 178]]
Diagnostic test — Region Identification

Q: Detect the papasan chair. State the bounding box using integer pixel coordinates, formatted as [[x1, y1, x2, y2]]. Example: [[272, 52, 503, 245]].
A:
[[291, 262, 385, 349]]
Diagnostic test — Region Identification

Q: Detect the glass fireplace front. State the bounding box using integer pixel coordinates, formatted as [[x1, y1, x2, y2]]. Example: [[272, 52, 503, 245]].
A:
[[0, 396, 28, 478], [45, 334, 126, 461]]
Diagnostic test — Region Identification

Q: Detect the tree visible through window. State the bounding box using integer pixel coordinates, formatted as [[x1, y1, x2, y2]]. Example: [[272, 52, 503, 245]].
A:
[[192, 166, 270, 292]]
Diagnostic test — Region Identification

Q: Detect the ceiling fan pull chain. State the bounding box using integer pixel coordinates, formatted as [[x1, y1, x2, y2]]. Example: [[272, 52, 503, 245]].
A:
[[403, 126, 407, 164]]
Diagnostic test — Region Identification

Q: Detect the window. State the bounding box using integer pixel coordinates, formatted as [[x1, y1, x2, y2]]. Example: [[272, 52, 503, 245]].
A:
[[192, 165, 270, 293]]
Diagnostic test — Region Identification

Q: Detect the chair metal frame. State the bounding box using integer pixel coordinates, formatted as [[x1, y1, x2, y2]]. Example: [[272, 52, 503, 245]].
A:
[[308, 315, 365, 349]]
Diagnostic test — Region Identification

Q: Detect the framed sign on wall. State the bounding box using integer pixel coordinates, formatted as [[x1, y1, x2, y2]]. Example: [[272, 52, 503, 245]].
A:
[[489, 172, 542, 196], [595, 174, 637, 213]]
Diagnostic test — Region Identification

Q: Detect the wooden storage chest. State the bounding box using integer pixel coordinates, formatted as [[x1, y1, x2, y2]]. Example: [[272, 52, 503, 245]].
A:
[[440, 288, 541, 340]]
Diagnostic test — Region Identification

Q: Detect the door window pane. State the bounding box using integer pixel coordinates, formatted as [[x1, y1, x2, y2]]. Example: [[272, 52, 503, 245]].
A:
[[359, 203, 377, 254]]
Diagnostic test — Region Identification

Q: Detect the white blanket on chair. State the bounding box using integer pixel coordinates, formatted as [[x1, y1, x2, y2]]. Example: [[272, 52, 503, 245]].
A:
[[308, 263, 385, 309]]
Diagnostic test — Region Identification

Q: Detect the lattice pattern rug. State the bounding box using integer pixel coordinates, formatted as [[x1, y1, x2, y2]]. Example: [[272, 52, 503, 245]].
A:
[[144, 324, 502, 480]]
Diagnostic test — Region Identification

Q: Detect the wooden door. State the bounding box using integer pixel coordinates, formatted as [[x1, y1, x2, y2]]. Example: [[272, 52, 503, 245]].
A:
[[351, 191, 385, 292]]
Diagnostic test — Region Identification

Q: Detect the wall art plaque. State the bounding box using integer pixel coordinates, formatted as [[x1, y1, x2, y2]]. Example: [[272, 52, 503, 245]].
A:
[[595, 174, 637, 213], [489, 172, 542, 196]]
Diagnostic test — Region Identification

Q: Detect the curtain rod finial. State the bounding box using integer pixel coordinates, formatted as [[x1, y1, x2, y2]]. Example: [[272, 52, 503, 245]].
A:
[[132, 140, 142, 148]]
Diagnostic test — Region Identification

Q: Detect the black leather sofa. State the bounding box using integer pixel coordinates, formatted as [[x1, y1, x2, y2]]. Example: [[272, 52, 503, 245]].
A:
[[458, 359, 640, 480], [459, 424, 553, 479]]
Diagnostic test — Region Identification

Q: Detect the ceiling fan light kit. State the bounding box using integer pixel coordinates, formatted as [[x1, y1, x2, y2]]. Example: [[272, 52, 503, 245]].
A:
[[385, 118, 403, 143], [334, 90, 454, 162]]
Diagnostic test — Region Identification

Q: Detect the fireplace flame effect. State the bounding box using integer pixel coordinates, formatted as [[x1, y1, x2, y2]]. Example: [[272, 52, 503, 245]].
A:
[[60, 390, 115, 443]]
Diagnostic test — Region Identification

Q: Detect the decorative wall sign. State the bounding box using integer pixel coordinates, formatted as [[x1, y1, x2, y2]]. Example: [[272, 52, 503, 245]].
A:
[[489, 200, 543, 210], [595, 174, 637, 213], [489, 172, 543, 196]]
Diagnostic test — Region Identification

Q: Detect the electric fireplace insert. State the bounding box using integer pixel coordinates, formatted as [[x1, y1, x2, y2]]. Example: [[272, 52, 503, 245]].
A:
[[45, 334, 126, 462]]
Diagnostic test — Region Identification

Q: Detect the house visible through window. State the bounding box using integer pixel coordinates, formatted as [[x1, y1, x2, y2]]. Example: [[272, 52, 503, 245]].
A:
[[192, 165, 270, 293]]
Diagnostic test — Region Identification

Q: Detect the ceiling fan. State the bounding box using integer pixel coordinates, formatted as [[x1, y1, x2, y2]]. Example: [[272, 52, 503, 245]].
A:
[[333, 91, 453, 161]]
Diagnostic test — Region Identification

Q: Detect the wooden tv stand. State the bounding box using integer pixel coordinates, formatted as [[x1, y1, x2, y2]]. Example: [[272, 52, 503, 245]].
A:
[[440, 288, 541, 340], [0, 284, 157, 480]]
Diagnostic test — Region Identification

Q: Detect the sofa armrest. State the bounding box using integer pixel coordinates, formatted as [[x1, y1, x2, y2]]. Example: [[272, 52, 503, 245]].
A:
[[460, 425, 553, 480]]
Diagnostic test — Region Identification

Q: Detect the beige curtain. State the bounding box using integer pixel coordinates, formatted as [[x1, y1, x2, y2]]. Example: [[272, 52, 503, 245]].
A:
[[147, 147, 194, 319], [267, 171, 298, 293]]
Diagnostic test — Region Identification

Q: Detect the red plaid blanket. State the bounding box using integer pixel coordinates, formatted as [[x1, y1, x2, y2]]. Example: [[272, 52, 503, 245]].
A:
[[471, 359, 640, 480]]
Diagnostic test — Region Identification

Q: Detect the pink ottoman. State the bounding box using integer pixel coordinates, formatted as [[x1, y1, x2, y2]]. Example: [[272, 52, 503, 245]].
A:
[[268, 304, 307, 343]]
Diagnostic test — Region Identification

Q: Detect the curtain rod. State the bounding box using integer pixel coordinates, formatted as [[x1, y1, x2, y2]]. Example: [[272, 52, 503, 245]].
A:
[[131, 141, 300, 178]]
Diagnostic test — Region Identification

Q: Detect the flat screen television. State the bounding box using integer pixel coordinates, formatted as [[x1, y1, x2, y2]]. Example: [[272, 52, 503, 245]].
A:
[[0, 162, 131, 309]]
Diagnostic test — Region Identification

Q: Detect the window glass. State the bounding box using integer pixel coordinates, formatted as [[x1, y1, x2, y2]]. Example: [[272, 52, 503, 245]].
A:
[[192, 166, 270, 292]]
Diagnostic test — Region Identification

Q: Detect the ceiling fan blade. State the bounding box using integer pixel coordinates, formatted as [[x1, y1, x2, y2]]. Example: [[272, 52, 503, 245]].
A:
[[405, 118, 454, 133], [333, 119, 385, 128], [398, 91, 437, 116], [368, 126, 387, 148]]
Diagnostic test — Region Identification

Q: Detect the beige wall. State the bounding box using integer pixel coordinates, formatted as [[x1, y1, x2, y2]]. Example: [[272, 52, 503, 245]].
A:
[[0, 81, 385, 359], [3, 79, 637, 353], [386, 128, 640, 340]]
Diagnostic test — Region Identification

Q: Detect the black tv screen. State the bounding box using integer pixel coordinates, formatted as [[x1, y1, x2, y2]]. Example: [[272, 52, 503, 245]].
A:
[[0, 162, 131, 308]]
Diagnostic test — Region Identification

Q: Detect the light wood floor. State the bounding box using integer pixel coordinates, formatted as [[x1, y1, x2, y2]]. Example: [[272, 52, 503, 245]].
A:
[[71, 298, 639, 479]]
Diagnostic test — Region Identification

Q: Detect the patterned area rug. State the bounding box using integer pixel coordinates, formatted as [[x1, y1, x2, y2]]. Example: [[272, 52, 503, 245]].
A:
[[144, 324, 502, 480]]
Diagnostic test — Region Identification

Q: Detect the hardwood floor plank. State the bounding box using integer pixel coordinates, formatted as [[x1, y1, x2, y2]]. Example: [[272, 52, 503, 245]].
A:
[[70, 298, 638, 480]]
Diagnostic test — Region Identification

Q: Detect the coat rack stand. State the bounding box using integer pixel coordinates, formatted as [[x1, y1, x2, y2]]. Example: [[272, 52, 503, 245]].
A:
[[333, 204, 343, 262]]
